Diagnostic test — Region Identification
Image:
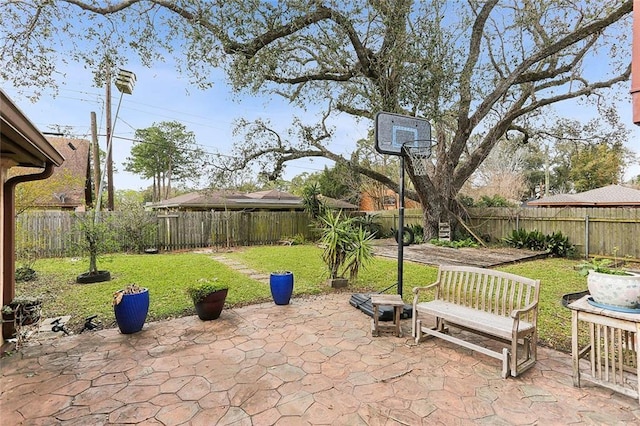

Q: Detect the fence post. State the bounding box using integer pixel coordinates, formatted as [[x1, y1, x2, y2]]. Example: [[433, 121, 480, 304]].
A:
[[584, 215, 589, 259]]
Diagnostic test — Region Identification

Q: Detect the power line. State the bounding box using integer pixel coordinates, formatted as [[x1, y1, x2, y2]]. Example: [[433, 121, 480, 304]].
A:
[[107, 134, 328, 173]]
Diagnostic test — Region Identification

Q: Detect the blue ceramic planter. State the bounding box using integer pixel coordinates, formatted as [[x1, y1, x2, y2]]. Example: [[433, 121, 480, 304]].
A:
[[114, 288, 149, 334], [270, 271, 294, 305]]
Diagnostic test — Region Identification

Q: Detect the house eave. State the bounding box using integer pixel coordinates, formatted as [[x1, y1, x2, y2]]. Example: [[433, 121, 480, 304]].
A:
[[1, 89, 64, 167]]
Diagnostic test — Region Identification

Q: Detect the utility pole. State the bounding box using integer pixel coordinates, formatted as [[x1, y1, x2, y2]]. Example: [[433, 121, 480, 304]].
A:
[[90, 111, 100, 207], [105, 66, 115, 211]]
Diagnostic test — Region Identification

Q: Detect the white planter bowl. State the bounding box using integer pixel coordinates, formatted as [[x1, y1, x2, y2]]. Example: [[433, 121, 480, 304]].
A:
[[587, 270, 640, 308]]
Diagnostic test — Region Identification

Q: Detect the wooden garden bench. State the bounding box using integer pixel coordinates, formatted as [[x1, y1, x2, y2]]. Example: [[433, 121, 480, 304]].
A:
[[412, 265, 540, 378]]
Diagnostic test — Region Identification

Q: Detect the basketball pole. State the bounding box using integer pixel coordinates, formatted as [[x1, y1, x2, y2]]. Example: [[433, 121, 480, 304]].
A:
[[397, 153, 405, 296]]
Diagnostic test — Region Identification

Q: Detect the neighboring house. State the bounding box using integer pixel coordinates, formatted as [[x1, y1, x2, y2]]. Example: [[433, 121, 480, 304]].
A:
[[9, 136, 91, 211], [1, 89, 64, 346], [151, 189, 358, 212], [360, 188, 421, 211], [527, 185, 640, 207]]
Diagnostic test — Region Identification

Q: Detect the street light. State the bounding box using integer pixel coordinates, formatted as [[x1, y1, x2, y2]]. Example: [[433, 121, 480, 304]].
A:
[[95, 68, 136, 214]]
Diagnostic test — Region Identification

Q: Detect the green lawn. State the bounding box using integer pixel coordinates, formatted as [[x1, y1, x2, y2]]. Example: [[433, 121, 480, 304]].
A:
[[15, 245, 589, 352]]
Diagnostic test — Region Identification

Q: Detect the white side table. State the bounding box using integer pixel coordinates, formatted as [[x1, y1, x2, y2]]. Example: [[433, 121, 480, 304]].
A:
[[568, 295, 640, 403]]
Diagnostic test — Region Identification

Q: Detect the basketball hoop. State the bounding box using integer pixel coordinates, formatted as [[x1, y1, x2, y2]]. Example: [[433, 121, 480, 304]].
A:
[[374, 111, 433, 296], [402, 144, 430, 176]]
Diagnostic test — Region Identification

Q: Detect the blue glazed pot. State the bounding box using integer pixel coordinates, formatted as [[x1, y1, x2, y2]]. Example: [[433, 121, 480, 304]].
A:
[[270, 271, 294, 305], [114, 288, 149, 334]]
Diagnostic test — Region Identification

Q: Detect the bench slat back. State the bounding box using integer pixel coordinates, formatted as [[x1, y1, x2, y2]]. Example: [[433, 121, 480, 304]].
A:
[[436, 265, 540, 320]]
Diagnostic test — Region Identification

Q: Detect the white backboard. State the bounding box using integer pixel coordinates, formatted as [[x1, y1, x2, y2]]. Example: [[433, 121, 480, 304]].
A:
[[375, 112, 431, 156]]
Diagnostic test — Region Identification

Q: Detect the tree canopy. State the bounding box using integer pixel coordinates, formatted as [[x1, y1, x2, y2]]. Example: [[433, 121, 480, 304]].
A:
[[0, 0, 633, 236], [124, 121, 204, 201]]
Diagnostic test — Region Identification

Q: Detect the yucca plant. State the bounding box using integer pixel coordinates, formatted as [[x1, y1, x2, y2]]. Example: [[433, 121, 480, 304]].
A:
[[317, 210, 374, 282]]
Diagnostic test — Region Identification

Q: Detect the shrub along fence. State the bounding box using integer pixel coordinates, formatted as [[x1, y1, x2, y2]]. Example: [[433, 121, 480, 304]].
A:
[[16, 210, 314, 258], [371, 207, 640, 261]]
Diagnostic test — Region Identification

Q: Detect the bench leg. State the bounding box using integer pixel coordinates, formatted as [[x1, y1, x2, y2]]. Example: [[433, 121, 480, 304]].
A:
[[511, 335, 519, 377], [502, 348, 509, 379], [415, 319, 422, 343], [510, 333, 538, 377]]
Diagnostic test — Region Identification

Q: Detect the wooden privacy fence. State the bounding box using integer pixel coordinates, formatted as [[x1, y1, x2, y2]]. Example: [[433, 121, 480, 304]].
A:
[[465, 207, 640, 260], [16, 207, 639, 260], [15, 210, 314, 258], [370, 207, 640, 260], [155, 211, 313, 250]]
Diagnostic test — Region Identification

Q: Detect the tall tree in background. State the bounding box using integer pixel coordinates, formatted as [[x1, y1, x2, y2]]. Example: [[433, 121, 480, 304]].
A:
[[124, 121, 204, 202], [570, 143, 625, 192], [521, 112, 633, 195], [0, 1, 633, 236]]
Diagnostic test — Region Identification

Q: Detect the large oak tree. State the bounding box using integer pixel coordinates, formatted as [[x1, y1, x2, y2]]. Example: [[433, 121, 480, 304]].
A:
[[0, 0, 632, 236]]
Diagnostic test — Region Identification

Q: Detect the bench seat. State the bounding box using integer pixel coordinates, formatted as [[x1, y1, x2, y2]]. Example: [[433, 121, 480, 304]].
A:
[[415, 300, 535, 340]]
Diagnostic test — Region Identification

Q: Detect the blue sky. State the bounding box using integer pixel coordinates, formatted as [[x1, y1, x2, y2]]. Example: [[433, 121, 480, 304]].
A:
[[3, 50, 639, 191], [3, 60, 371, 191]]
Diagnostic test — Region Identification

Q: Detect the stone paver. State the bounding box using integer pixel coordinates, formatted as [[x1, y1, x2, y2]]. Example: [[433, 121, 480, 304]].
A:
[[2, 293, 640, 424]]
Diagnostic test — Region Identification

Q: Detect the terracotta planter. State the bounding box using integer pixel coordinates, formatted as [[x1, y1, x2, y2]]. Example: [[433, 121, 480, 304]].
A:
[[587, 271, 640, 308], [194, 289, 228, 320]]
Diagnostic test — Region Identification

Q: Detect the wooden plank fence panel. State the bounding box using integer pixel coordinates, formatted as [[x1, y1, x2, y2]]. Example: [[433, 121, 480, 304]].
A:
[[16, 207, 638, 260], [465, 206, 640, 260], [16, 210, 315, 257], [371, 207, 639, 260]]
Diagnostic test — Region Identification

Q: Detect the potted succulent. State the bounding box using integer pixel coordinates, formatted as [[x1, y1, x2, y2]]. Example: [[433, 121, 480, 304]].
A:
[[113, 284, 149, 334], [578, 257, 640, 309], [317, 210, 374, 288], [269, 271, 294, 305], [185, 279, 229, 320]]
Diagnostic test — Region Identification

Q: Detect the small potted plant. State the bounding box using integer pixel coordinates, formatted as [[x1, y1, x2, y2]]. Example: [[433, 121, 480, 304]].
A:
[[578, 256, 640, 309], [185, 278, 229, 320], [113, 284, 149, 334]]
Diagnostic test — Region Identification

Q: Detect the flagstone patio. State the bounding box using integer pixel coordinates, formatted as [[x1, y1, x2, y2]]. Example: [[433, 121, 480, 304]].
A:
[[1, 293, 639, 425]]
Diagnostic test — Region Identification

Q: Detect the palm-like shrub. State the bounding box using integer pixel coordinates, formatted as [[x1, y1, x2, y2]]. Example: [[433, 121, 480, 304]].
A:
[[318, 210, 374, 282]]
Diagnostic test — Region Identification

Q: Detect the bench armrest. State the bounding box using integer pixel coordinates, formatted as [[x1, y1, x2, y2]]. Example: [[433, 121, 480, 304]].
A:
[[412, 282, 439, 306], [412, 282, 439, 295], [510, 301, 538, 320]]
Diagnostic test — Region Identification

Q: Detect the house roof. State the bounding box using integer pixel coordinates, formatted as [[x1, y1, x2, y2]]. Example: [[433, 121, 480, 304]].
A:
[[10, 136, 90, 208], [528, 185, 640, 207], [246, 189, 300, 200], [1, 89, 64, 168], [151, 190, 280, 210], [318, 195, 360, 210], [151, 190, 358, 211]]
